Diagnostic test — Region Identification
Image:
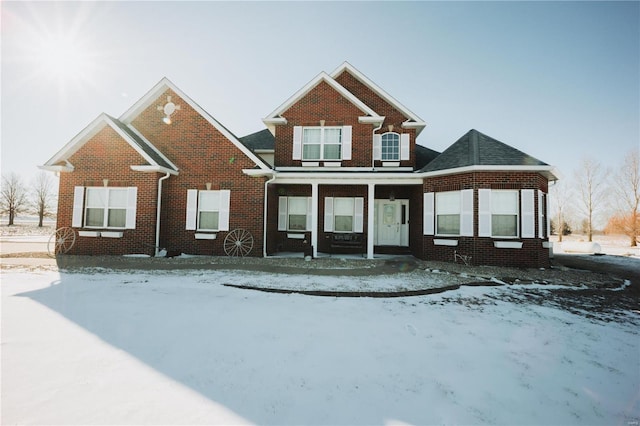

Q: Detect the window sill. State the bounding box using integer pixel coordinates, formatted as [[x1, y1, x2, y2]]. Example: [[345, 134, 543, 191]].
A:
[[287, 233, 306, 240], [382, 161, 400, 167], [78, 230, 101, 237], [324, 162, 341, 167], [542, 241, 552, 249], [302, 162, 320, 167], [195, 233, 217, 240], [102, 231, 124, 238], [433, 239, 458, 246], [494, 241, 523, 249]]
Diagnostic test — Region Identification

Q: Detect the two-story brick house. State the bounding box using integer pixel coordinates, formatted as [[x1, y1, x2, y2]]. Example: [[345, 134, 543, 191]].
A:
[[41, 62, 557, 267]]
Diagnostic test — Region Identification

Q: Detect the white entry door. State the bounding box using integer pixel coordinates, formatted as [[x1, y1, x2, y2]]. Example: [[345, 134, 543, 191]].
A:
[[375, 200, 409, 246]]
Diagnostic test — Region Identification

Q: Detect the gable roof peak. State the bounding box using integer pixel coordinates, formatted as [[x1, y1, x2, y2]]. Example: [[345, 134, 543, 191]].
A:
[[263, 70, 382, 126], [329, 61, 427, 135]]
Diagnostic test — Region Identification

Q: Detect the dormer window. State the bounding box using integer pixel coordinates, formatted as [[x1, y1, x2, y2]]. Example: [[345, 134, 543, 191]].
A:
[[381, 132, 400, 160]]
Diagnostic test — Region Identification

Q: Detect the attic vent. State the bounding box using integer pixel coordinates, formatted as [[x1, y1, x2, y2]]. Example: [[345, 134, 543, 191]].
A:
[[157, 95, 181, 124]]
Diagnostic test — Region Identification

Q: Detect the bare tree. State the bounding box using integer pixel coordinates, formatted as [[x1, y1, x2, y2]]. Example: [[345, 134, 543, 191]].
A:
[[1, 172, 29, 225], [609, 149, 640, 246], [550, 179, 574, 242], [573, 157, 608, 242], [31, 171, 57, 227]]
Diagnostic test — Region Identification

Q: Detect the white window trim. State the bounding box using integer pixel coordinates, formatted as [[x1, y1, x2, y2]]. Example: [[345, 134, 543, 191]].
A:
[[185, 189, 230, 232], [490, 189, 520, 239], [324, 196, 364, 233], [78, 186, 137, 230], [293, 126, 352, 161], [278, 196, 312, 232], [380, 132, 400, 161], [435, 191, 461, 237]]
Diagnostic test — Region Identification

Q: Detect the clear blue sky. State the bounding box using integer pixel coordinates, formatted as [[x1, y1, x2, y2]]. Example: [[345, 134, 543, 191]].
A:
[[2, 1, 638, 184]]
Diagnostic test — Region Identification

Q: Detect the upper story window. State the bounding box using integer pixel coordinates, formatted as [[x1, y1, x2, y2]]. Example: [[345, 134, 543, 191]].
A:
[[381, 132, 400, 161], [71, 186, 137, 229], [373, 132, 410, 162], [303, 127, 341, 160], [293, 126, 352, 162]]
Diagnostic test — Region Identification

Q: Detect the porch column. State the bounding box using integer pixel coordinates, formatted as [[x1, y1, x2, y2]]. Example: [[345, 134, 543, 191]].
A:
[[311, 183, 318, 258], [367, 183, 375, 259]]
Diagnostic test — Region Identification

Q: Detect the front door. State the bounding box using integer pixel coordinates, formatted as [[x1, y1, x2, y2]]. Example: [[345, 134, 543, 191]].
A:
[[375, 200, 409, 246]]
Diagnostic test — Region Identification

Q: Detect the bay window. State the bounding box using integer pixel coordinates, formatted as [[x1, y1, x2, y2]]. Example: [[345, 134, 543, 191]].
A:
[[490, 190, 519, 237], [436, 191, 461, 235]]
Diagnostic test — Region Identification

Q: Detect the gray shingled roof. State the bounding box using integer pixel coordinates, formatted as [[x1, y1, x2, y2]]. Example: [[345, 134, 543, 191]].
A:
[[420, 129, 548, 172], [107, 115, 177, 171], [239, 129, 275, 151], [415, 144, 441, 170]]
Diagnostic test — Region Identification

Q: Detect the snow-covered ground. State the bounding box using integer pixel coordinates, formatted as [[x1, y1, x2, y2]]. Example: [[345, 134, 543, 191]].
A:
[[2, 268, 639, 425]]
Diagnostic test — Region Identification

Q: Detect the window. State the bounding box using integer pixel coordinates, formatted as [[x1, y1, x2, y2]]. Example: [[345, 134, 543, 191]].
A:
[[278, 196, 311, 231], [491, 190, 518, 237], [198, 191, 221, 231], [334, 198, 355, 232], [186, 189, 230, 232], [84, 187, 128, 228], [302, 127, 342, 160], [436, 191, 461, 235], [381, 132, 400, 161], [324, 197, 364, 233]]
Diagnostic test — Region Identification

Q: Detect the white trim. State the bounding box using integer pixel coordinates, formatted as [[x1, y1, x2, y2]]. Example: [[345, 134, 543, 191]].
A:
[[358, 116, 386, 125], [400, 133, 410, 161], [185, 189, 198, 230], [478, 189, 492, 237], [329, 62, 426, 135], [324, 162, 341, 167], [418, 164, 559, 181], [521, 189, 535, 238], [125, 187, 137, 230], [324, 197, 334, 232], [119, 77, 270, 171], [72, 186, 85, 228], [382, 162, 400, 167], [78, 231, 100, 237], [130, 165, 179, 175], [38, 162, 74, 173], [263, 71, 381, 122], [42, 114, 176, 172], [342, 125, 352, 160], [287, 233, 305, 240], [301, 162, 320, 167], [460, 189, 474, 237], [278, 196, 288, 231], [101, 231, 124, 238], [423, 192, 434, 235], [542, 241, 553, 249], [195, 233, 217, 240], [494, 241, 523, 249], [434, 239, 458, 246]]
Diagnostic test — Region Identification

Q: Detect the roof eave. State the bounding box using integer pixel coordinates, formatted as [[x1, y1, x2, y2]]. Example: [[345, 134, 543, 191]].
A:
[[130, 165, 179, 175]]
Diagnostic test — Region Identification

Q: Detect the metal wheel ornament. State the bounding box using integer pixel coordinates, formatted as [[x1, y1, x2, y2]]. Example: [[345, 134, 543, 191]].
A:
[[223, 229, 254, 257], [48, 227, 77, 257]]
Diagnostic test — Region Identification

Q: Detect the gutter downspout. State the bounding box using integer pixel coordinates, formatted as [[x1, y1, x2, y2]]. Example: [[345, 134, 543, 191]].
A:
[[155, 172, 171, 257], [263, 173, 277, 257]]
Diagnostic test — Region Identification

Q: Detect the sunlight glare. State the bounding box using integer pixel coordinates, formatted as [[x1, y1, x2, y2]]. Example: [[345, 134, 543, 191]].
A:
[[36, 33, 94, 83]]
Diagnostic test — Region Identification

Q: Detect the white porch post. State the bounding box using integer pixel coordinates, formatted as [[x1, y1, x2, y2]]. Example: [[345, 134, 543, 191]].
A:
[[367, 183, 375, 259], [311, 183, 319, 258]]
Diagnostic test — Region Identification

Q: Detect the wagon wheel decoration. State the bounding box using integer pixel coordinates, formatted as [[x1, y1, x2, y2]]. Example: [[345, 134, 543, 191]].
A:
[[223, 229, 254, 257], [47, 227, 77, 257]]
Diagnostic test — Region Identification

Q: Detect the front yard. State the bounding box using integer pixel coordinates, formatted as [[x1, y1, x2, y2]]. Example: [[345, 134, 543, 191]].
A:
[[2, 266, 638, 425]]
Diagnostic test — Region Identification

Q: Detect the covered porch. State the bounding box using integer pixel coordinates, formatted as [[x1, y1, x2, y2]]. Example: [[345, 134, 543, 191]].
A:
[[264, 173, 423, 259]]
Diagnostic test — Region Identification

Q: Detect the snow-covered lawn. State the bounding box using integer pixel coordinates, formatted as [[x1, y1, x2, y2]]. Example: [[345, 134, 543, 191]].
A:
[[2, 268, 638, 425]]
